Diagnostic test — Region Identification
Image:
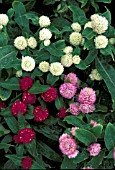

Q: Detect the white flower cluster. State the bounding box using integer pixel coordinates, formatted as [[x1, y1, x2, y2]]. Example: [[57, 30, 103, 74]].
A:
[[39, 16, 51, 28], [71, 22, 81, 33], [84, 21, 92, 29], [69, 32, 82, 46], [94, 35, 108, 49], [21, 56, 35, 72], [27, 37, 37, 49], [49, 62, 64, 76], [39, 61, 49, 72], [0, 14, 9, 27], [63, 46, 73, 54], [16, 70, 22, 77], [61, 54, 73, 67], [89, 69, 102, 81], [39, 28, 52, 42], [73, 55, 81, 64]]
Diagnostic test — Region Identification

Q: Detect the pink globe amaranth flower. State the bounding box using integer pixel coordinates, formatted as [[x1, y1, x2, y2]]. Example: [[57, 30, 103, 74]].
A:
[[82, 167, 94, 170], [70, 102, 80, 115], [20, 76, 33, 91], [33, 106, 49, 122], [57, 107, 69, 118], [68, 150, 79, 158], [90, 120, 100, 127], [88, 143, 101, 156], [79, 104, 95, 114], [18, 128, 35, 144], [22, 91, 36, 105], [41, 87, 57, 102], [11, 101, 27, 117], [113, 148, 115, 160], [0, 102, 6, 112], [78, 87, 96, 104], [22, 156, 32, 170], [59, 83, 77, 99], [71, 127, 79, 136], [64, 73, 78, 86]]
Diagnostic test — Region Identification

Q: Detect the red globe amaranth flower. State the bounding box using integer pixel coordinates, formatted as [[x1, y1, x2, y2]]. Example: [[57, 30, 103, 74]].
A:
[[33, 106, 49, 122], [18, 128, 35, 144], [13, 135, 21, 144], [22, 91, 36, 105], [41, 87, 57, 102], [11, 101, 27, 117], [20, 76, 33, 91], [0, 102, 6, 112], [22, 156, 32, 170], [57, 107, 68, 118]]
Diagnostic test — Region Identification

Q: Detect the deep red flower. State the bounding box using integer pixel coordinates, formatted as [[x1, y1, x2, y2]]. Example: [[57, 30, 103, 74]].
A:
[[57, 107, 68, 118], [41, 87, 57, 102], [11, 101, 27, 117], [22, 156, 32, 170], [18, 128, 35, 144], [22, 91, 36, 105], [13, 135, 21, 144], [33, 106, 49, 122], [0, 102, 6, 112], [20, 76, 33, 91]]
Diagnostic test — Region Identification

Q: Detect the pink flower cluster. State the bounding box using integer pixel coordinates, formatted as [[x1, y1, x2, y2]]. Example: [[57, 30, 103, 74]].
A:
[[90, 120, 100, 127], [70, 102, 80, 115], [59, 133, 79, 158], [88, 143, 101, 156]]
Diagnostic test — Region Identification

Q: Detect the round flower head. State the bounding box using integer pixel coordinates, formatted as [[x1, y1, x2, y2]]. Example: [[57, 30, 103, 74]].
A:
[[88, 143, 101, 156], [70, 102, 80, 115], [78, 87, 96, 104], [16, 70, 22, 77], [61, 54, 73, 67], [44, 39, 51, 46], [71, 127, 79, 136], [33, 106, 49, 122], [89, 69, 102, 81], [71, 22, 81, 32], [57, 107, 68, 119], [49, 62, 64, 76], [22, 156, 32, 170], [27, 37, 37, 49], [22, 91, 36, 105], [14, 36, 27, 50], [94, 35, 108, 49], [39, 61, 49, 73], [18, 128, 35, 144], [70, 32, 82, 46], [59, 83, 77, 99], [90, 14, 99, 20], [39, 15, 51, 28], [0, 14, 9, 26], [41, 87, 57, 102], [39, 28, 52, 40], [20, 76, 33, 91], [11, 101, 27, 117], [79, 104, 95, 114], [63, 46, 73, 54], [64, 73, 78, 86], [109, 38, 115, 45], [73, 55, 81, 64], [21, 56, 35, 72], [0, 25, 3, 30], [82, 167, 94, 170], [84, 21, 92, 29], [90, 120, 100, 127]]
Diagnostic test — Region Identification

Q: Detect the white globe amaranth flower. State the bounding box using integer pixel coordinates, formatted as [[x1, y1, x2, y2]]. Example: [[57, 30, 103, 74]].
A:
[[27, 37, 37, 49], [63, 46, 73, 54], [73, 55, 81, 64], [16, 70, 22, 77], [71, 22, 81, 32], [90, 14, 99, 20], [61, 54, 73, 67], [0, 25, 3, 30], [109, 38, 115, 45], [14, 36, 27, 50], [70, 32, 82, 46], [89, 69, 102, 81], [49, 62, 64, 76], [84, 21, 92, 29], [39, 16, 51, 28], [39, 28, 52, 40], [21, 56, 35, 72], [0, 14, 9, 26], [39, 61, 49, 73], [44, 40, 51, 46], [94, 35, 108, 49], [91, 14, 108, 34]]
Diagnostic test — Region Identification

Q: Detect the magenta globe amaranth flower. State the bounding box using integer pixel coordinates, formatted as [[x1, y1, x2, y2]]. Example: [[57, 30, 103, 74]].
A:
[[70, 102, 80, 115], [59, 83, 77, 99], [88, 143, 101, 156], [79, 104, 95, 114], [64, 73, 78, 86]]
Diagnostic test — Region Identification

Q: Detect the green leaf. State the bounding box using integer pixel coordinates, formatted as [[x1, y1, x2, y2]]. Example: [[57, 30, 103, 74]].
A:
[[75, 129, 97, 146], [25, 12, 39, 25], [29, 81, 49, 94], [16, 144, 24, 156], [0, 32, 8, 46], [61, 156, 77, 169], [0, 87, 12, 101], [30, 160, 46, 170], [25, 105, 34, 120], [3, 160, 18, 170], [46, 43, 64, 57], [0, 124, 10, 137], [95, 0, 112, 3], [100, 7, 111, 24], [100, 44, 114, 60], [84, 49, 98, 65], [0, 45, 18, 71], [0, 143, 14, 150], [95, 104, 108, 112], [104, 123, 115, 150], [82, 28, 97, 40], [47, 73, 59, 86], [90, 125, 103, 138], [75, 60, 88, 70], [81, 0, 88, 8], [25, 139, 37, 157], [18, 112, 30, 130], [5, 154, 24, 166], [34, 50, 50, 64], [84, 39, 95, 49], [73, 46, 81, 55], [95, 58, 115, 110], [52, 17, 71, 29], [0, 77, 20, 90], [73, 151, 89, 164], [55, 95, 66, 110]]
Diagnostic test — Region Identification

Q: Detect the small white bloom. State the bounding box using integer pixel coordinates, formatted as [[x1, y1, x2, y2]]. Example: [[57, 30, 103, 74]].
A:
[[0, 25, 3, 30], [109, 38, 115, 45], [61, 54, 73, 67], [14, 36, 27, 50], [94, 35, 108, 49], [63, 46, 73, 54], [73, 55, 81, 64], [39, 28, 52, 40], [90, 14, 99, 20], [39, 61, 49, 72], [49, 62, 64, 76], [27, 37, 37, 49], [71, 22, 81, 32], [0, 14, 9, 26], [21, 56, 35, 72], [39, 16, 51, 28], [70, 32, 82, 46], [16, 70, 22, 77], [84, 21, 92, 29], [44, 40, 51, 46], [89, 69, 102, 81]]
